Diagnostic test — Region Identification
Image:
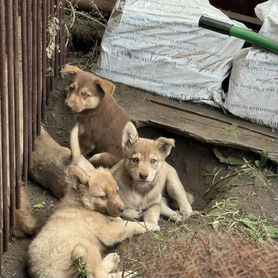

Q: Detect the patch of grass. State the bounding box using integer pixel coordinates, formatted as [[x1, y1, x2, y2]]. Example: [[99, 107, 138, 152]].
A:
[[33, 201, 46, 210], [206, 198, 278, 242], [66, 0, 107, 28], [74, 257, 89, 278], [242, 157, 275, 188], [158, 220, 191, 240], [204, 150, 276, 195], [65, 0, 107, 68]]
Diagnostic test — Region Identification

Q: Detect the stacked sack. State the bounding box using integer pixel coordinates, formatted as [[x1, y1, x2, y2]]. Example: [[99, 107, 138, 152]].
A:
[[224, 0, 278, 129]]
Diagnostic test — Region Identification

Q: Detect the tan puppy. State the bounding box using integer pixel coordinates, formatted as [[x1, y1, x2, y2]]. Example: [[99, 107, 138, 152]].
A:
[[111, 122, 193, 226], [61, 64, 129, 168], [28, 165, 158, 278]]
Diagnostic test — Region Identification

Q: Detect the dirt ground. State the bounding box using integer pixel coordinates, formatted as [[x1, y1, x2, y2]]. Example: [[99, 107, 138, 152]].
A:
[[1, 59, 278, 277]]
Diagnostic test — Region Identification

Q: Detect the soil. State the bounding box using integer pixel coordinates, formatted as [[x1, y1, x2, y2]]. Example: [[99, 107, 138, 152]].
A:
[[1, 58, 277, 277]]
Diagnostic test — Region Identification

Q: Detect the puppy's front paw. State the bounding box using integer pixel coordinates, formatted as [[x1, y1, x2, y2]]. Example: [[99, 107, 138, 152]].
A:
[[102, 253, 120, 273], [180, 206, 193, 218], [122, 208, 141, 220], [107, 252, 120, 265], [145, 222, 160, 232], [169, 212, 183, 222], [180, 208, 200, 219]]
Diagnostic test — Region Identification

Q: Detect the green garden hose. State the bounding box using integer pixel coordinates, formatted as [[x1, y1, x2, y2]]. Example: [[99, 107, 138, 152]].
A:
[[198, 16, 278, 54]]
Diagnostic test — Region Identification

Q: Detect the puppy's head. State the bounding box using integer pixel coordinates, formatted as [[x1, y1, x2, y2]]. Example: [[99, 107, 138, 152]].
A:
[[68, 165, 124, 217], [62, 64, 116, 113], [122, 122, 175, 186]]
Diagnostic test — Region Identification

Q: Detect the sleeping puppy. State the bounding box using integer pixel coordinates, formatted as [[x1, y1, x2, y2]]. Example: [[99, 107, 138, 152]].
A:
[[28, 165, 158, 278], [61, 64, 129, 168], [111, 122, 193, 227]]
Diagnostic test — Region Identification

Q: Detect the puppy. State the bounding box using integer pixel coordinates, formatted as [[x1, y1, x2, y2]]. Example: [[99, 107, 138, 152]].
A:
[[61, 64, 129, 168], [111, 122, 193, 226], [28, 165, 158, 278], [14, 185, 38, 238]]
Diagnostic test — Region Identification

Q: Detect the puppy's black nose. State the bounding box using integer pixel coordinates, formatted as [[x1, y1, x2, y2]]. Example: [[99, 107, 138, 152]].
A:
[[139, 173, 148, 180]]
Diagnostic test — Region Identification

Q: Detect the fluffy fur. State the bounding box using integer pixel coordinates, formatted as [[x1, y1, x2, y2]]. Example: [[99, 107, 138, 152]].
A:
[[28, 165, 158, 278], [61, 64, 129, 168], [111, 122, 193, 226]]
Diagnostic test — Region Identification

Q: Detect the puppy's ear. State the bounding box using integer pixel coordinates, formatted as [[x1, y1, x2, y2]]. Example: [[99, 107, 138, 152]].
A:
[[156, 137, 175, 158], [61, 64, 82, 77], [95, 79, 116, 95], [68, 165, 89, 191], [122, 122, 138, 150]]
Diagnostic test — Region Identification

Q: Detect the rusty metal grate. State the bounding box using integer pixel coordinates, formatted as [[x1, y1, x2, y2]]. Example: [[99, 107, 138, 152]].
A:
[[0, 0, 66, 270]]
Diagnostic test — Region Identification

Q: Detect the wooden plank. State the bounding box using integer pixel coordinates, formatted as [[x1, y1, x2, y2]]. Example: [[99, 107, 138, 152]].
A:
[[115, 84, 278, 164], [221, 10, 262, 26]]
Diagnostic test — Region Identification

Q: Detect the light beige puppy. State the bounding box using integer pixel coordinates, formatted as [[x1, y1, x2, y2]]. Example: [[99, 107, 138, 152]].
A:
[[28, 165, 158, 278], [111, 122, 193, 226]]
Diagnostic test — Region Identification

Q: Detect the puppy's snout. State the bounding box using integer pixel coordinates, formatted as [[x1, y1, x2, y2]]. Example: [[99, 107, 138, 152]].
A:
[[65, 98, 72, 107], [107, 196, 125, 217], [139, 173, 148, 181]]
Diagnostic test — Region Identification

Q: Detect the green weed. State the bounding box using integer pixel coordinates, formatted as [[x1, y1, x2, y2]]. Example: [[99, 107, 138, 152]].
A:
[[206, 198, 278, 242], [213, 148, 244, 166], [33, 201, 46, 210], [74, 257, 89, 278], [255, 150, 269, 169], [206, 149, 276, 195]]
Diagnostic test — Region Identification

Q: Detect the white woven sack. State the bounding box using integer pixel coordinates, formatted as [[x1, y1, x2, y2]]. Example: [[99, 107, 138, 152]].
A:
[[96, 0, 245, 106], [224, 0, 278, 128]]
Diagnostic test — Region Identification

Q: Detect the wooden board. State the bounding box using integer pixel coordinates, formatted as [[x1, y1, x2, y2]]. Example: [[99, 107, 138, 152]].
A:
[[115, 84, 278, 164]]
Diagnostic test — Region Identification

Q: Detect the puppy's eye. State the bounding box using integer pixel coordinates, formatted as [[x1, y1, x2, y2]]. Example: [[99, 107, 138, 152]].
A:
[[81, 92, 91, 99], [131, 157, 139, 163], [151, 159, 157, 164], [99, 195, 108, 200], [69, 84, 75, 91]]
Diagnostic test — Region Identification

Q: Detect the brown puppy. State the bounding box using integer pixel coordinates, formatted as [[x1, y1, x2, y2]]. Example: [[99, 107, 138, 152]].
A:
[[28, 165, 158, 278], [111, 122, 193, 227], [61, 64, 129, 168]]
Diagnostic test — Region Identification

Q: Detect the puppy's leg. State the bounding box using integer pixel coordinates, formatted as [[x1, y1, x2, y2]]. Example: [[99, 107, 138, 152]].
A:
[[86, 247, 109, 278], [160, 197, 182, 221], [143, 204, 161, 228], [98, 219, 159, 247], [89, 152, 121, 168], [166, 166, 192, 217]]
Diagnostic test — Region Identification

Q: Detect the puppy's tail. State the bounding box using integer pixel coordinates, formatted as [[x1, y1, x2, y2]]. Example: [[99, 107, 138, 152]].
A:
[[70, 123, 82, 164]]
